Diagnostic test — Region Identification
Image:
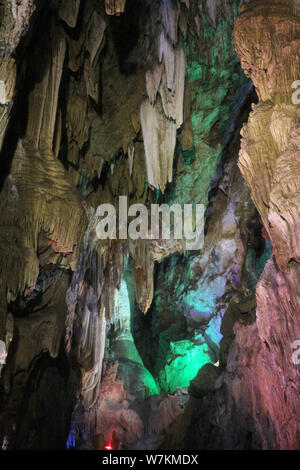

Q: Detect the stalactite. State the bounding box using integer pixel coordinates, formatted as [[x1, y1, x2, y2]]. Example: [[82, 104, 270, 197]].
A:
[[141, 0, 186, 192], [140, 97, 177, 192], [58, 0, 81, 28], [236, 0, 300, 270], [159, 33, 176, 93], [65, 209, 127, 409], [159, 41, 185, 127], [105, 0, 126, 16], [145, 63, 163, 106], [2, 0, 298, 452], [0, 0, 36, 152], [66, 75, 90, 166], [161, 0, 180, 46], [0, 17, 87, 356]]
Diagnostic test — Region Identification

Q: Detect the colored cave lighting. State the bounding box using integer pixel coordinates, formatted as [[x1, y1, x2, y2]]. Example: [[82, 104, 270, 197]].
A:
[[157, 339, 213, 393], [104, 444, 113, 450], [0, 340, 7, 365], [66, 428, 76, 449]]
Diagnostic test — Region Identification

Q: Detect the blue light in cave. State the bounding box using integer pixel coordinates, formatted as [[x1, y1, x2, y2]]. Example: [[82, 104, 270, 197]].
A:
[[205, 314, 223, 346], [66, 428, 76, 449], [183, 277, 226, 322], [66, 422, 86, 449]]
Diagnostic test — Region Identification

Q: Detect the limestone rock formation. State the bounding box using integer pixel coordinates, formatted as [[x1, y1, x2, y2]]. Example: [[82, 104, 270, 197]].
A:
[[235, 3, 300, 446], [235, 0, 300, 270], [105, 0, 126, 16], [178, 0, 300, 451]]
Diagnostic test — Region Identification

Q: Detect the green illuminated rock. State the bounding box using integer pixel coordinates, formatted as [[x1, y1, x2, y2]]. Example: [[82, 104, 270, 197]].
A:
[[156, 336, 213, 394]]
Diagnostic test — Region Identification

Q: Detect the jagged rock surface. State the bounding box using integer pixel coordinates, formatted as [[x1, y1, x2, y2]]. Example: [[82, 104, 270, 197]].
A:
[[176, 0, 300, 451]]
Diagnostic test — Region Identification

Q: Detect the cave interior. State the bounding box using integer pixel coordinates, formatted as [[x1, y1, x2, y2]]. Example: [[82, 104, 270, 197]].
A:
[[0, 0, 299, 451]]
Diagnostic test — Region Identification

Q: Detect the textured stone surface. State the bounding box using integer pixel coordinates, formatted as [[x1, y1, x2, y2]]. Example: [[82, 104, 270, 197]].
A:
[[0, 0, 299, 452], [177, 0, 300, 451], [235, 5, 300, 447], [236, 0, 300, 270]]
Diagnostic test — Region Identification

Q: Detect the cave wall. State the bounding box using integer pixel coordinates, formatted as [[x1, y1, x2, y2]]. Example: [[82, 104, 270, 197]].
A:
[[180, 0, 300, 450], [0, 0, 190, 449]]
